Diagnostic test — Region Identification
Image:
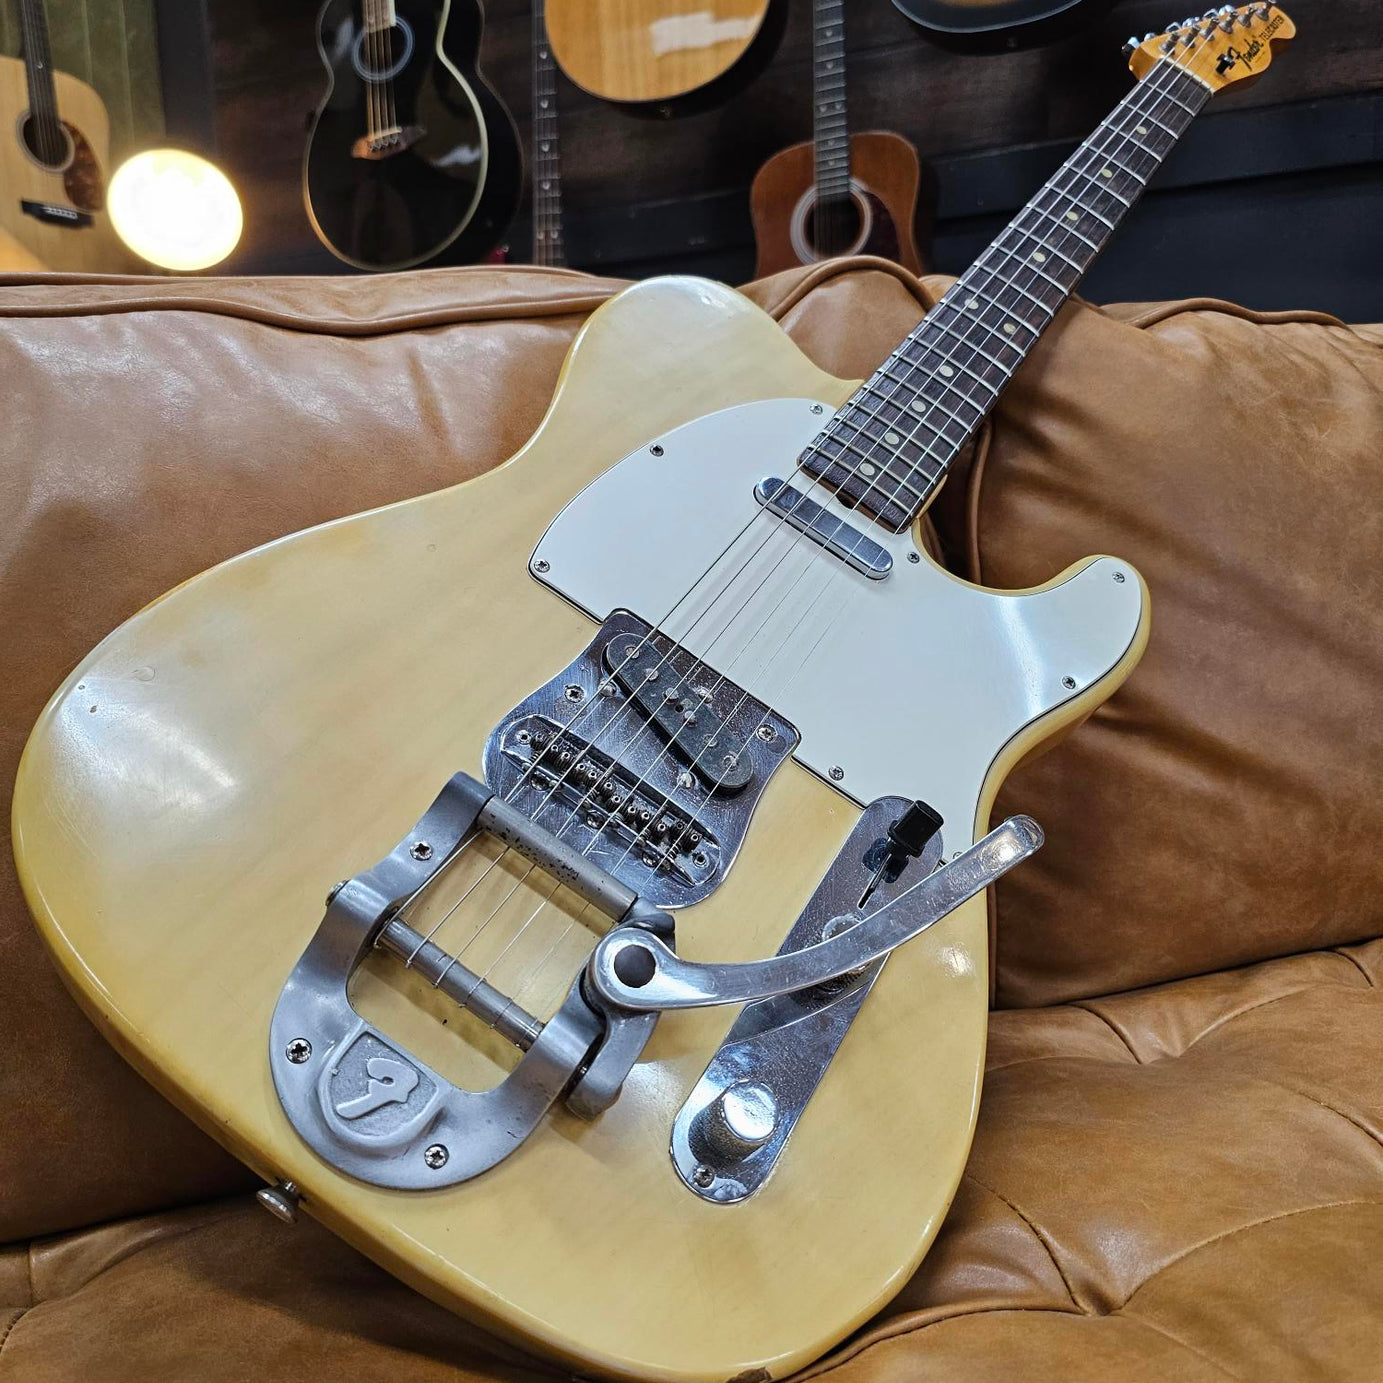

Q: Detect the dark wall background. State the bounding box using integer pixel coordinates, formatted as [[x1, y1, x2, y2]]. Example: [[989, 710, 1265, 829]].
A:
[[195, 0, 1383, 315]]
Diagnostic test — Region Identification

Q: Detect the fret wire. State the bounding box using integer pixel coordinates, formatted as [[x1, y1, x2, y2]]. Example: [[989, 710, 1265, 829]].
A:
[[821, 430, 933, 493], [859, 377, 982, 437]]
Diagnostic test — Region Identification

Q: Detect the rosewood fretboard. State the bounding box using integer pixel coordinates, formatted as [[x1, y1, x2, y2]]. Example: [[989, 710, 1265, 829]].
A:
[[802, 60, 1212, 531]]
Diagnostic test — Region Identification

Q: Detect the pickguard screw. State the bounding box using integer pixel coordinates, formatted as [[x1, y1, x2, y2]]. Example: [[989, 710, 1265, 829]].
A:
[[534, 559, 550, 574], [1062, 676, 1077, 691], [756, 725, 776, 743], [907, 552, 921, 564], [649, 443, 664, 456], [423, 1144, 449, 1169], [1113, 571, 1126, 583], [692, 1164, 715, 1188], [810, 404, 824, 415], [829, 765, 845, 781], [410, 841, 433, 861], [564, 684, 584, 701], [286, 1038, 312, 1064]]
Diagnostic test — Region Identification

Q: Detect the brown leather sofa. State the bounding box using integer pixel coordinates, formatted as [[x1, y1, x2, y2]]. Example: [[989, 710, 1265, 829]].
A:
[[4, 259, 1382, 1381]]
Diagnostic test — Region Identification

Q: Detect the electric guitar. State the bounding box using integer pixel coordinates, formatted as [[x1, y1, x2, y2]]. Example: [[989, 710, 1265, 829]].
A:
[[0, 0, 126, 271], [14, 10, 1292, 1380], [750, 0, 930, 277], [304, 0, 522, 271], [545, 0, 784, 109]]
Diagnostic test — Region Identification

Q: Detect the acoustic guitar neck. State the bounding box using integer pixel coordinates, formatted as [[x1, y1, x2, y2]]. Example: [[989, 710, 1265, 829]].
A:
[[531, 0, 564, 267], [16, 0, 63, 166], [811, 0, 852, 258]]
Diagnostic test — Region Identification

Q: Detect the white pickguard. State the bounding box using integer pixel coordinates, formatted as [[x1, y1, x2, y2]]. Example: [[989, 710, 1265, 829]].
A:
[[531, 398, 1143, 847]]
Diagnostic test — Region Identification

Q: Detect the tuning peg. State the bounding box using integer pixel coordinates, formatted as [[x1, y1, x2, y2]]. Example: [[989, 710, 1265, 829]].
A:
[[1123, 35, 1140, 55], [1143, 30, 1156, 41]]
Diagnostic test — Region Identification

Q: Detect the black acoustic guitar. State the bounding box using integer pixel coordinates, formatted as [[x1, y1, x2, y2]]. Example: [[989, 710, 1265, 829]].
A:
[[305, 0, 521, 271], [890, 0, 1112, 51]]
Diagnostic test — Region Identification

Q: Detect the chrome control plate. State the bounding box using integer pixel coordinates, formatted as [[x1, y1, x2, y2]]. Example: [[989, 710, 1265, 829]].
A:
[[669, 797, 940, 1203]]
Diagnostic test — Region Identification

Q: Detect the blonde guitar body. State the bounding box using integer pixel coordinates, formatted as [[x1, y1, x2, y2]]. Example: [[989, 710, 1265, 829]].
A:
[[0, 54, 126, 272], [14, 277, 1147, 1380]]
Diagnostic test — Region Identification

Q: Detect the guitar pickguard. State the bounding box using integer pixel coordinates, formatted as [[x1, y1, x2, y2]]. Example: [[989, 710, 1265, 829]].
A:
[[531, 396, 1145, 841]]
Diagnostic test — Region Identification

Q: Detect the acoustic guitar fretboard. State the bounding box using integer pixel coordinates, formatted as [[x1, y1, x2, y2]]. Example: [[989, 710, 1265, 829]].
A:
[[532, 0, 565, 267]]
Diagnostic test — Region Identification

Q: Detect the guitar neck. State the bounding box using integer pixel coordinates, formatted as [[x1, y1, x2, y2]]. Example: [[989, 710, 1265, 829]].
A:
[[812, 0, 850, 210], [16, 0, 62, 165], [803, 60, 1212, 531], [532, 0, 565, 268]]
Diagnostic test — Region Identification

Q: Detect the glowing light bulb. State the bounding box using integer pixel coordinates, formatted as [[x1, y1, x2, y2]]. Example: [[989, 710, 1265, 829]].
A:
[[108, 150, 243, 272]]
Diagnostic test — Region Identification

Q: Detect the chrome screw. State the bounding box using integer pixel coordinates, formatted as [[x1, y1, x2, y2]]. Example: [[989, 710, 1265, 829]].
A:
[[677, 770, 695, 789], [423, 1144, 449, 1170], [692, 1164, 715, 1188], [285, 1038, 312, 1064], [829, 765, 845, 781], [907, 552, 921, 564], [649, 444, 665, 456], [564, 684, 584, 701], [810, 404, 824, 415], [1113, 572, 1126, 583], [756, 724, 776, 743], [692, 851, 708, 868], [515, 728, 531, 743], [534, 559, 550, 574], [1062, 676, 1078, 690], [410, 841, 433, 861]]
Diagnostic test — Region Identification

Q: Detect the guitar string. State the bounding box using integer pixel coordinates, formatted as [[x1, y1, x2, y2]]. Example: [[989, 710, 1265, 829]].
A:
[[490, 42, 1215, 1000], [364, 1, 378, 145], [438, 51, 1211, 998], [400, 46, 1205, 977], [399, 39, 1222, 998]]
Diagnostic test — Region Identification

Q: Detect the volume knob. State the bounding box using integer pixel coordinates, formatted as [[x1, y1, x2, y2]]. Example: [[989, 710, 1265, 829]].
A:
[[700, 1080, 779, 1158]]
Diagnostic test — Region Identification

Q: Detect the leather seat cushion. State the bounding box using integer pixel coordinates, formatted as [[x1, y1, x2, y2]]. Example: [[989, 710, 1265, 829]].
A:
[[5, 937, 1381, 1381]]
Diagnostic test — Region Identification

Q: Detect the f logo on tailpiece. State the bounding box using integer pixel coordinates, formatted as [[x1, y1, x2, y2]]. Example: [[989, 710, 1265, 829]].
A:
[[334, 1055, 420, 1119]]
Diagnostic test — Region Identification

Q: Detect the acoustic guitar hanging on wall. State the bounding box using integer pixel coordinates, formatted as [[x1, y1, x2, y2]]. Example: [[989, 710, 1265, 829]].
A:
[[304, 0, 522, 271], [0, 0, 127, 271], [750, 0, 932, 277], [544, 0, 786, 111]]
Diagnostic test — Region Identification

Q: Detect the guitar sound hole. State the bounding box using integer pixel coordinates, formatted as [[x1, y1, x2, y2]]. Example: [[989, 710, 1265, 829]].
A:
[[806, 191, 865, 259], [351, 16, 416, 84], [17, 111, 72, 171]]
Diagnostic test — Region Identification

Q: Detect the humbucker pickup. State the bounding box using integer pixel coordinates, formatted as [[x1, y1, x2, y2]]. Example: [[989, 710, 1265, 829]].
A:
[[754, 476, 893, 579]]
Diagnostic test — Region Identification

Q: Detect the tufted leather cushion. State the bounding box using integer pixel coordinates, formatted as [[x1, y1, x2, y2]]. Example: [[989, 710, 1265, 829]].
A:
[[4, 939, 1380, 1381]]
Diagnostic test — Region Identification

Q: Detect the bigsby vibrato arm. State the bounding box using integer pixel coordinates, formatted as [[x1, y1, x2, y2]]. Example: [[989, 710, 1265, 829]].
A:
[[588, 815, 1042, 1012]]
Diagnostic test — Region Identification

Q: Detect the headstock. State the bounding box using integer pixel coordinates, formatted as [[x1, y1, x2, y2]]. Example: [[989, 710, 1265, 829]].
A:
[[1127, 5, 1295, 93]]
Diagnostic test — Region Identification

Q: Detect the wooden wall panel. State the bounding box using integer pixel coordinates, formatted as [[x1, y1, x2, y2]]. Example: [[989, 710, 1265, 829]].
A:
[[205, 0, 1383, 276]]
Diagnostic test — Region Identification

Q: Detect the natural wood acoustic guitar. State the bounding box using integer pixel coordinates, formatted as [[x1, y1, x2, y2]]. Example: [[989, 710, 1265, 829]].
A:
[[13, 11, 1293, 1381], [545, 0, 784, 108], [0, 0, 126, 272], [751, 0, 931, 277]]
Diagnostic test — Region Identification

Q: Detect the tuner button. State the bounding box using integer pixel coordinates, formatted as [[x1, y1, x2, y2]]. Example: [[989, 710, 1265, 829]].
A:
[[701, 1081, 778, 1158]]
